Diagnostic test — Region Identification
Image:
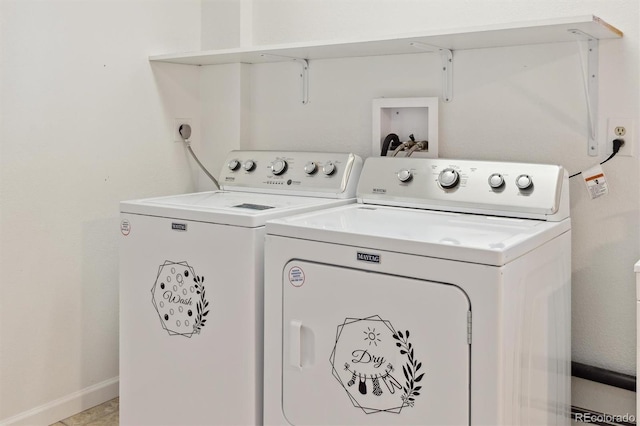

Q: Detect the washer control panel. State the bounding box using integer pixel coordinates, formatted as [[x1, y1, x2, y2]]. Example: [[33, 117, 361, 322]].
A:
[[220, 151, 363, 198], [357, 157, 568, 220]]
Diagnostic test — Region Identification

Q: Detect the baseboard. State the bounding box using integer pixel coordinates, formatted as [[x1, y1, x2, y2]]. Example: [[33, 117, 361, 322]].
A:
[[0, 377, 119, 426]]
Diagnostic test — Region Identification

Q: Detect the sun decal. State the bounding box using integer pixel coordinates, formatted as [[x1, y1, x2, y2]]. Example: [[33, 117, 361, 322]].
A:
[[363, 327, 382, 346]]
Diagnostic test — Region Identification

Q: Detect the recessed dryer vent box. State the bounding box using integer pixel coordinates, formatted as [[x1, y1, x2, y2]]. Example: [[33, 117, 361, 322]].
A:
[[372, 97, 438, 158]]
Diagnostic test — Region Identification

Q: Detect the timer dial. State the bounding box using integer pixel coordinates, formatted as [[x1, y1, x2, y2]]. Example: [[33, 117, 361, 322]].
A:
[[270, 159, 288, 175], [438, 168, 460, 189]]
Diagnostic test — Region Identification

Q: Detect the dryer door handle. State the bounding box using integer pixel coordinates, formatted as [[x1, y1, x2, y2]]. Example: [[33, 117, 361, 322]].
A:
[[289, 320, 303, 370]]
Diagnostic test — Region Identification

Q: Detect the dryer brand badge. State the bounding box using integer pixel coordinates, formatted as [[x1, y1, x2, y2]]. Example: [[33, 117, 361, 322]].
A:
[[171, 222, 187, 231], [357, 252, 380, 264], [151, 261, 210, 338], [330, 315, 424, 414]]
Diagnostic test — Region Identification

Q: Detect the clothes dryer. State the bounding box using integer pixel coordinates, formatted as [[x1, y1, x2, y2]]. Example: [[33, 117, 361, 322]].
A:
[[264, 156, 571, 425], [119, 150, 362, 425]]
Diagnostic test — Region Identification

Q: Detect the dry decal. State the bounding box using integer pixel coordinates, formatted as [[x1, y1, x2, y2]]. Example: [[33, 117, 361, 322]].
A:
[[151, 261, 210, 338], [330, 315, 424, 414]]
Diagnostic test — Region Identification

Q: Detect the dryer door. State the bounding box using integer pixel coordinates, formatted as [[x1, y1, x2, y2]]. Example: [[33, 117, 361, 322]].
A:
[[282, 260, 471, 425]]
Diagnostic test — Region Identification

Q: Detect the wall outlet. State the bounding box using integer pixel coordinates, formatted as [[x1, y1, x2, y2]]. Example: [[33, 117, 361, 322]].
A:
[[607, 118, 635, 157], [173, 118, 193, 143]]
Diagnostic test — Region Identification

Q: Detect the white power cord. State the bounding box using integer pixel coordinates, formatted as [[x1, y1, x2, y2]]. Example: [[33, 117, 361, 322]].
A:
[[179, 124, 220, 190]]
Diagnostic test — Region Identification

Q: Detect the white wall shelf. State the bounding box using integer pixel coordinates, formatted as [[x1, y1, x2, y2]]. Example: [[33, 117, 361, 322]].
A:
[[149, 15, 621, 66], [150, 15, 622, 155]]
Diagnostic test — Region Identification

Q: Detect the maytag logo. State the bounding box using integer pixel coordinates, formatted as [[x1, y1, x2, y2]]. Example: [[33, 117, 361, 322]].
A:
[[357, 252, 380, 264], [171, 222, 187, 232], [373, 188, 386, 194]]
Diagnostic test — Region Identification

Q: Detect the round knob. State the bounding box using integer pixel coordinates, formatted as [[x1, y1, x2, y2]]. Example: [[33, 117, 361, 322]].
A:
[[304, 161, 317, 175], [488, 173, 505, 189], [515, 174, 533, 190], [322, 162, 336, 176], [397, 169, 413, 183], [438, 168, 460, 189], [228, 159, 240, 171], [243, 160, 256, 172], [270, 159, 288, 175]]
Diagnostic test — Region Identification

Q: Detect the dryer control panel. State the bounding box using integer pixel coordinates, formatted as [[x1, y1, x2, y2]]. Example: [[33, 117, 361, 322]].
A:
[[357, 157, 569, 221], [219, 151, 363, 199]]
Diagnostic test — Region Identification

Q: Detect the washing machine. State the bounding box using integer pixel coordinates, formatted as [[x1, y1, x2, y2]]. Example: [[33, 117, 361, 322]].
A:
[[263, 156, 571, 425], [119, 150, 362, 426]]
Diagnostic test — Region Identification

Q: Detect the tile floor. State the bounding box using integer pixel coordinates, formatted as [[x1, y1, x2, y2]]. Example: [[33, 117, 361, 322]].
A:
[[50, 398, 118, 426], [50, 390, 635, 426]]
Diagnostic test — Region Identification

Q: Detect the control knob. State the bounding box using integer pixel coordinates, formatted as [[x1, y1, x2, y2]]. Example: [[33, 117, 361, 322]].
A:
[[515, 174, 533, 190], [270, 159, 288, 175], [397, 169, 413, 183], [228, 159, 240, 171], [243, 160, 256, 172], [322, 162, 336, 176], [438, 168, 460, 189], [304, 161, 318, 175], [488, 173, 505, 189]]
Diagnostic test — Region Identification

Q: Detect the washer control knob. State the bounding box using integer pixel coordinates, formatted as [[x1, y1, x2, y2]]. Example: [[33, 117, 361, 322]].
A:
[[228, 159, 240, 171], [270, 159, 288, 175], [243, 160, 256, 172], [438, 168, 460, 189], [515, 174, 533, 190], [488, 173, 505, 189], [322, 162, 336, 176], [304, 161, 318, 175], [397, 169, 413, 182]]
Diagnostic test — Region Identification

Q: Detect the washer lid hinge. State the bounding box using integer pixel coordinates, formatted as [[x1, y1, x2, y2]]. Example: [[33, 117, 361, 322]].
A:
[[467, 310, 472, 345]]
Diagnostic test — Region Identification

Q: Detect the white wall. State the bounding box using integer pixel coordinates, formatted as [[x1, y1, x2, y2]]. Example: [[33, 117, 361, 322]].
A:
[[0, 0, 202, 424], [240, 0, 639, 376]]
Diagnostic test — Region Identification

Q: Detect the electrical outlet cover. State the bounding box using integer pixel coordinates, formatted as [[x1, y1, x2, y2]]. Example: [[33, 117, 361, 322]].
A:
[[607, 118, 635, 157], [173, 118, 193, 143]]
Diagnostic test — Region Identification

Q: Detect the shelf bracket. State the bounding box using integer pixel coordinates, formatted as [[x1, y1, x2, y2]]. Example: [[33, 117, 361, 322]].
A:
[[260, 54, 309, 105], [569, 29, 599, 157], [410, 42, 453, 103]]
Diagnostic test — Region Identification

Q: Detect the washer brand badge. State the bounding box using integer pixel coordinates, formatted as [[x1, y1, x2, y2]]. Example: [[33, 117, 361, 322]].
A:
[[151, 261, 210, 338], [357, 252, 380, 264], [373, 188, 386, 194], [171, 222, 187, 232]]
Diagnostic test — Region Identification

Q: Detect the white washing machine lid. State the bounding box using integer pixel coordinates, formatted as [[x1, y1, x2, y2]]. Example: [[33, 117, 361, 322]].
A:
[[120, 191, 353, 228], [266, 204, 571, 266]]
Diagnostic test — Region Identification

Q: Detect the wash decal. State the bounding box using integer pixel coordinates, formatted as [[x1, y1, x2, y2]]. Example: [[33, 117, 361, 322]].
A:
[[151, 261, 210, 337], [330, 315, 424, 414]]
